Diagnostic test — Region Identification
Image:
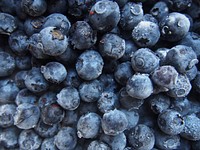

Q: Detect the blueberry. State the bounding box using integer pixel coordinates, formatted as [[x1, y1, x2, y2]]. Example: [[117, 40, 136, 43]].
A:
[[0, 78, 19, 104], [41, 137, 58, 150], [179, 32, 200, 58], [99, 33, 125, 60], [63, 68, 82, 88], [151, 65, 179, 90], [55, 45, 79, 65], [41, 62, 67, 84], [114, 61, 134, 86], [120, 2, 144, 31], [0, 51, 15, 77], [15, 88, 38, 105], [166, 45, 198, 74], [56, 87, 80, 110], [18, 129, 42, 150], [97, 91, 119, 113], [101, 109, 128, 136], [150, 1, 169, 21], [185, 65, 198, 81], [180, 113, 200, 141], [14, 103, 40, 129], [128, 124, 155, 150], [154, 48, 171, 65], [167, 74, 191, 98], [87, 140, 111, 150], [77, 112, 101, 138], [8, 30, 28, 55], [141, 14, 158, 24], [166, 0, 192, 11], [38, 91, 57, 108], [193, 71, 200, 94], [159, 12, 190, 42], [24, 16, 45, 36], [0, 104, 16, 128], [40, 27, 69, 56], [0, 13, 17, 35], [157, 109, 185, 135], [154, 128, 180, 150], [76, 50, 104, 80], [126, 74, 153, 99], [54, 127, 77, 150], [41, 103, 65, 125], [78, 101, 99, 116], [132, 21, 160, 47], [16, 55, 31, 70], [131, 48, 160, 73], [62, 110, 78, 126], [69, 21, 97, 50], [0, 126, 20, 148], [42, 13, 71, 35], [79, 79, 103, 103], [100, 133, 127, 150], [25, 67, 49, 93], [21, 0, 47, 17], [119, 87, 144, 110], [47, 0, 67, 14], [27, 33, 49, 59], [119, 40, 138, 62], [34, 119, 60, 138], [148, 93, 171, 114], [89, 0, 120, 32], [121, 109, 139, 130]]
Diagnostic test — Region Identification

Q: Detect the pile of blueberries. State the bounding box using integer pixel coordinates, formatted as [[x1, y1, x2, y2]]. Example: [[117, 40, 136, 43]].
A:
[[1, 0, 200, 149]]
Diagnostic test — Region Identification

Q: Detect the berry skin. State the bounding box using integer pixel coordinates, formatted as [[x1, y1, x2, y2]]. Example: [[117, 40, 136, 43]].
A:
[[114, 61, 134, 86], [56, 87, 80, 110], [15, 88, 38, 105], [97, 91, 119, 113], [38, 91, 57, 108], [132, 21, 160, 47], [77, 112, 101, 139], [151, 65, 179, 90], [69, 21, 97, 50], [14, 70, 28, 89], [157, 109, 185, 135], [99, 33, 125, 60], [42, 13, 71, 35], [0, 78, 19, 104], [159, 12, 190, 42], [34, 119, 60, 138], [0, 126, 20, 149], [126, 74, 153, 100], [120, 2, 144, 31], [14, 103, 40, 129], [76, 50, 104, 80], [0, 51, 16, 77], [101, 109, 128, 136], [25, 67, 49, 93], [79, 79, 103, 103], [18, 129, 42, 150], [131, 48, 160, 73], [167, 74, 192, 98], [0, 13, 17, 35], [89, 0, 120, 32], [54, 127, 77, 150], [180, 113, 200, 141], [40, 27, 69, 56], [41, 103, 65, 125], [21, 0, 47, 17], [0, 104, 16, 128], [87, 140, 111, 150], [41, 62, 67, 84], [166, 45, 198, 74], [41, 137, 58, 150], [128, 124, 155, 150]]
